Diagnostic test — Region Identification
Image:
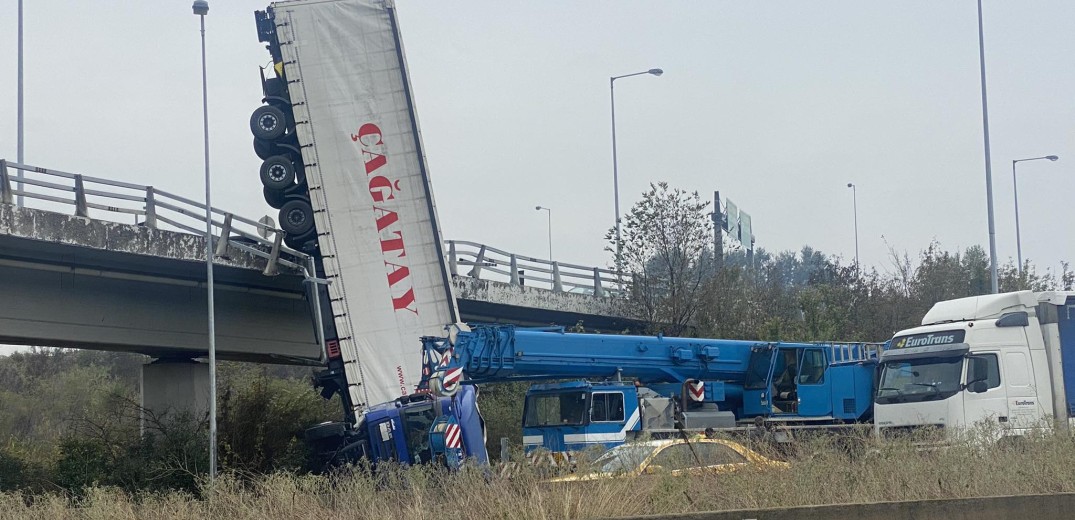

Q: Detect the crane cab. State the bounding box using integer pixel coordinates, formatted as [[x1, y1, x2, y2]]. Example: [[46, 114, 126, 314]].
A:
[[521, 381, 643, 457], [740, 343, 878, 422]]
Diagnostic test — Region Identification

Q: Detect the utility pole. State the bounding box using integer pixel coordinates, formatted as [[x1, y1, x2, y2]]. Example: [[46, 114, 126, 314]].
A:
[[976, 0, 999, 294]]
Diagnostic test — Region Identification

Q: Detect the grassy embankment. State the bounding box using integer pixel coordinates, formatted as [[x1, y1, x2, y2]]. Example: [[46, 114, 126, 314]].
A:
[[2, 426, 1074, 519]]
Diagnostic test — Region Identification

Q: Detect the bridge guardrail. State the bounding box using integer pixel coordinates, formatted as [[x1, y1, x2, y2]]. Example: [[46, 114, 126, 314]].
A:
[[0, 160, 624, 302], [445, 240, 627, 297], [0, 158, 328, 361], [0, 159, 309, 276]]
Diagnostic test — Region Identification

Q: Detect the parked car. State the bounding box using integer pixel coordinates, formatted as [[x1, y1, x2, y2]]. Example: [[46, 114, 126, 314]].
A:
[[548, 437, 788, 481]]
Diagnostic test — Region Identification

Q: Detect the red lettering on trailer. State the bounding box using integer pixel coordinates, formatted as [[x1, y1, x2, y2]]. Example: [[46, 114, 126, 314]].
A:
[[355, 123, 418, 316]]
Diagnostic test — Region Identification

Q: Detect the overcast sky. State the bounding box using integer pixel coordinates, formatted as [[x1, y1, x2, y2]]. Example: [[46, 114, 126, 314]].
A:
[[1, 1, 1073, 337]]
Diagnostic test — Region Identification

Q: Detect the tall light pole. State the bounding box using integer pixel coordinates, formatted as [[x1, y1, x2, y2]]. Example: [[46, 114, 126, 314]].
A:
[[535, 206, 552, 262], [847, 183, 859, 268], [611, 68, 663, 276], [1012, 155, 1059, 275], [192, 0, 217, 480], [16, 0, 24, 207], [976, 0, 999, 294]]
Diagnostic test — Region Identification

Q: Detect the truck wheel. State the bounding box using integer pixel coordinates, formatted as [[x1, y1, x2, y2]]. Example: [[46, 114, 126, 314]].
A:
[[250, 105, 288, 141], [284, 229, 316, 250], [263, 187, 286, 209], [253, 137, 278, 160], [260, 156, 296, 191], [279, 199, 314, 237]]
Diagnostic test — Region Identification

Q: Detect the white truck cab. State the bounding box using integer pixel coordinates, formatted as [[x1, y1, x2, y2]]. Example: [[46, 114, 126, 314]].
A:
[[874, 291, 1075, 439]]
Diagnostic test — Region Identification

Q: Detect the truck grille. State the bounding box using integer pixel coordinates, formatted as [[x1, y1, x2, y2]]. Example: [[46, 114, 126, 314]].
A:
[[878, 424, 945, 442]]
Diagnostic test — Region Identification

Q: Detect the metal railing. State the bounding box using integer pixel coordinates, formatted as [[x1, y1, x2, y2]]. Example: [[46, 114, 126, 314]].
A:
[[0, 158, 328, 361], [0, 160, 622, 302], [826, 342, 887, 365], [445, 240, 626, 297], [0, 159, 307, 276]]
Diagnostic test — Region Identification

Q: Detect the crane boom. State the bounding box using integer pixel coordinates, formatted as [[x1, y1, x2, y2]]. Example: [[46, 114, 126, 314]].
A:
[[424, 325, 761, 387]]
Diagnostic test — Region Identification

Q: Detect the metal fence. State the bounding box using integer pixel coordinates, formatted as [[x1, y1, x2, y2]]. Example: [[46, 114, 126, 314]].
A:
[[446, 240, 626, 297], [0, 159, 308, 277], [0, 160, 622, 299]]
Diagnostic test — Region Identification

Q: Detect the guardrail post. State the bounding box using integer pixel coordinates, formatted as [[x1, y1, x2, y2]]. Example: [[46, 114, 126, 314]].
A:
[[262, 230, 283, 277], [0, 160, 12, 205], [552, 262, 563, 292], [468, 245, 487, 278], [448, 240, 458, 276], [215, 213, 233, 258], [73, 175, 89, 218], [143, 186, 158, 228], [593, 267, 605, 297], [509, 255, 519, 285]]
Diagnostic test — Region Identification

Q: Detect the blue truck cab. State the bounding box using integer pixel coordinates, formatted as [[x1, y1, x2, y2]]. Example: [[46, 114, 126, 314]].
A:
[[741, 342, 878, 421], [306, 386, 487, 469]]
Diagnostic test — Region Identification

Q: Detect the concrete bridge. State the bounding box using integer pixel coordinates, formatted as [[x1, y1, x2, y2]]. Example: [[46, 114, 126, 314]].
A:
[[0, 160, 639, 366]]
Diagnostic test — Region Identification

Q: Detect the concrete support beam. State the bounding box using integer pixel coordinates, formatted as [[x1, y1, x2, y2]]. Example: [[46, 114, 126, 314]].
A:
[[140, 359, 210, 432]]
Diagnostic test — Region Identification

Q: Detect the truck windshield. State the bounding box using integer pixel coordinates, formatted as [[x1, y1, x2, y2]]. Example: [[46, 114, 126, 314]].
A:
[[876, 356, 963, 404], [524, 391, 588, 427], [401, 403, 436, 464]]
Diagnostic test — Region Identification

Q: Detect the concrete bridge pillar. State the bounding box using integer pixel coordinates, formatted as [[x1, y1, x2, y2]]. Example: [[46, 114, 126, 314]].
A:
[[139, 358, 210, 431]]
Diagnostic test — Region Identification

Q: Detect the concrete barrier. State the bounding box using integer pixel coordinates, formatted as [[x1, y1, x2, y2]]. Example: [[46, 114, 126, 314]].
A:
[[615, 492, 1075, 520]]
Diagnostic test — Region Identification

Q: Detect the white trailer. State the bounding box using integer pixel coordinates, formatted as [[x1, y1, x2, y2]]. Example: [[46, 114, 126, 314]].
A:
[[252, 0, 459, 416], [874, 291, 1075, 438]]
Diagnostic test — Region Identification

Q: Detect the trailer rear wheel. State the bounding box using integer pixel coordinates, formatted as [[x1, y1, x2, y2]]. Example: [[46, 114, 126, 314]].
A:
[[263, 187, 286, 209], [253, 137, 278, 160], [250, 105, 288, 140], [260, 156, 296, 190], [284, 229, 316, 250], [279, 199, 314, 237]]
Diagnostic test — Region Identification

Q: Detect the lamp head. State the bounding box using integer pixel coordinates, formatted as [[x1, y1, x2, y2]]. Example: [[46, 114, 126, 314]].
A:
[[648, 68, 664, 77], [1047, 155, 1059, 161], [192, 0, 209, 16], [847, 183, 854, 188]]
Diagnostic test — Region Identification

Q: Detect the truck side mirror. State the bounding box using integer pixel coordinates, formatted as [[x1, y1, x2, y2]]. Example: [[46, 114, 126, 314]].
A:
[[968, 380, 988, 393]]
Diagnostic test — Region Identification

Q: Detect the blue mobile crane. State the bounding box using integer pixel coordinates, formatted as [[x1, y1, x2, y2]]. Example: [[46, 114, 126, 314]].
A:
[[421, 324, 883, 461]]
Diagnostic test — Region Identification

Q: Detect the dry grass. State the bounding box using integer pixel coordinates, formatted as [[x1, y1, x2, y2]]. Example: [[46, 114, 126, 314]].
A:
[[3, 426, 1075, 519]]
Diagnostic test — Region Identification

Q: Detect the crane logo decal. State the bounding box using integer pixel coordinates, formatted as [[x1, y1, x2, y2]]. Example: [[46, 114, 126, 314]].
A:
[[352, 123, 418, 316]]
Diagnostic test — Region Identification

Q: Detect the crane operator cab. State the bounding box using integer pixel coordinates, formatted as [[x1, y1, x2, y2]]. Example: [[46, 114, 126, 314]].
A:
[[742, 343, 876, 421], [771, 350, 800, 413]]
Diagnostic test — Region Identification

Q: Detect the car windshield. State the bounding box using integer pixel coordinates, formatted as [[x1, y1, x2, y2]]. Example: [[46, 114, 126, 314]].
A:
[[877, 356, 963, 404], [593, 444, 658, 474]]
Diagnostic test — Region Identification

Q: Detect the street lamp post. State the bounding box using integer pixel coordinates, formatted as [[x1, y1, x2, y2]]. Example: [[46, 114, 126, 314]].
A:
[[1012, 155, 1059, 275], [610, 68, 663, 275], [847, 183, 859, 268], [192, 0, 217, 481], [535, 206, 552, 262], [975, 0, 999, 294], [17, 0, 24, 207]]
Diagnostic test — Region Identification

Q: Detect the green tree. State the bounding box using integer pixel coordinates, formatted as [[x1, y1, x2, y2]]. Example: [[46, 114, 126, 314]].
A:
[[608, 182, 713, 335]]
